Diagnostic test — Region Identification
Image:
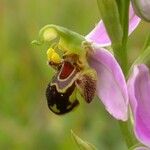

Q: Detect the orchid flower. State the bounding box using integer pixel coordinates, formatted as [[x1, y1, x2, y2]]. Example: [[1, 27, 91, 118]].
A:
[[128, 64, 150, 148], [32, 6, 140, 121]]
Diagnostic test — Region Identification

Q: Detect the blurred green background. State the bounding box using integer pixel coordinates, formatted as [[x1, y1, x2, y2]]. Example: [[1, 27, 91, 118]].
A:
[[0, 0, 149, 150]]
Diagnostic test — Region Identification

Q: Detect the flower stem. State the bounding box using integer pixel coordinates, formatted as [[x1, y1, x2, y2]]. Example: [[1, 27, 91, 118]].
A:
[[115, 0, 130, 75], [114, 45, 128, 75], [119, 121, 137, 148], [97, 0, 138, 148], [116, 0, 137, 149]]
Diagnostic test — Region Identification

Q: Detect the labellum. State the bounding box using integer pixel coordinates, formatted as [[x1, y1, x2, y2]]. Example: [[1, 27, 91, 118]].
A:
[[46, 53, 97, 115]]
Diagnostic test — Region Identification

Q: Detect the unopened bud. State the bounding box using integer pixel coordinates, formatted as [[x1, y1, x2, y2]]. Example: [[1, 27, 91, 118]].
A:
[[131, 0, 150, 22]]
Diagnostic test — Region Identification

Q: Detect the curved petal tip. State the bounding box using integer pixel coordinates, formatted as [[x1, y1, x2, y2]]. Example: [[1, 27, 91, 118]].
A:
[[88, 47, 128, 121], [85, 4, 140, 47], [128, 64, 150, 147]]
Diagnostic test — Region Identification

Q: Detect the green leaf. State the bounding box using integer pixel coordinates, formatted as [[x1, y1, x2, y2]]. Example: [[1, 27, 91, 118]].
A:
[[143, 33, 150, 50], [133, 34, 150, 65], [97, 0, 123, 49], [71, 130, 97, 150], [97, 0, 131, 75], [129, 143, 148, 150], [128, 47, 150, 78], [131, 46, 150, 67], [115, 0, 124, 22]]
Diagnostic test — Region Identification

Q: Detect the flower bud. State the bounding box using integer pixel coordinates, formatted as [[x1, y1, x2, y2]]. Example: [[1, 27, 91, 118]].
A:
[[131, 0, 150, 22]]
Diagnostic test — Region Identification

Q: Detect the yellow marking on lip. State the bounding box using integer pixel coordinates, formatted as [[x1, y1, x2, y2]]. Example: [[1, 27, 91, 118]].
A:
[[67, 105, 72, 109], [50, 104, 60, 113]]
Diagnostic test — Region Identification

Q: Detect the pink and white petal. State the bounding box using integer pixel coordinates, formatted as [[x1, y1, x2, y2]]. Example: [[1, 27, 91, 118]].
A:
[[128, 64, 150, 147], [85, 5, 140, 46], [85, 20, 111, 47], [88, 47, 128, 121], [128, 5, 141, 35]]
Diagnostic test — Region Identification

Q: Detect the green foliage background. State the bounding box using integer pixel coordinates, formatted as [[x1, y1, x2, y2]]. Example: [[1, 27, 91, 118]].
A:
[[0, 0, 149, 150]]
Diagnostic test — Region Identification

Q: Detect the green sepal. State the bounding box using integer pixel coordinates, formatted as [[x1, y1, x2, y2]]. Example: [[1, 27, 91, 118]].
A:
[[32, 24, 85, 56], [128, 46, 150, 76], [71, 130, 97, 150], [128, 34, 150, 76]]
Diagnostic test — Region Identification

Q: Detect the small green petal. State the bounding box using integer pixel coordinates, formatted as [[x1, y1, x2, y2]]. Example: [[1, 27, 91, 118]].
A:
[[31, 40, 42, 46], [71, 130, 97, 150], [38, 24, 85, 56]]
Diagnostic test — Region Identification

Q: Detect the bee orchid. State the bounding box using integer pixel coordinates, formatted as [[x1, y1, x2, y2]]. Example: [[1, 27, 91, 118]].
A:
[[32, 6, 140, 121], [33, 25, 97, 115]]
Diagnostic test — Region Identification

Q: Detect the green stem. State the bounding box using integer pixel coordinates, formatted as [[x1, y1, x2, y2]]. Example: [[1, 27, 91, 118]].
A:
[[119, 121, 136, 148], [113, 0, 129, 74], [118, 0, 130, 75], [97, 0, 138, 148], [116, 1, 137, 149], [114, 45, 128, 75]]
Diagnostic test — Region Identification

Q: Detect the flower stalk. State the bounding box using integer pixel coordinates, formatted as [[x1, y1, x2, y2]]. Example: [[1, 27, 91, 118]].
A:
[[97, 0, 139, 148], [116, 1, 138, 148]]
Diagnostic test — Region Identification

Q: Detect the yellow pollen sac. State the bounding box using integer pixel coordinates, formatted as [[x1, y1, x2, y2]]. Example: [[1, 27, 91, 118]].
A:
[[47, 48, 55, 61], [47, 48, 61, 64], [51, 53, 61, 64]]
